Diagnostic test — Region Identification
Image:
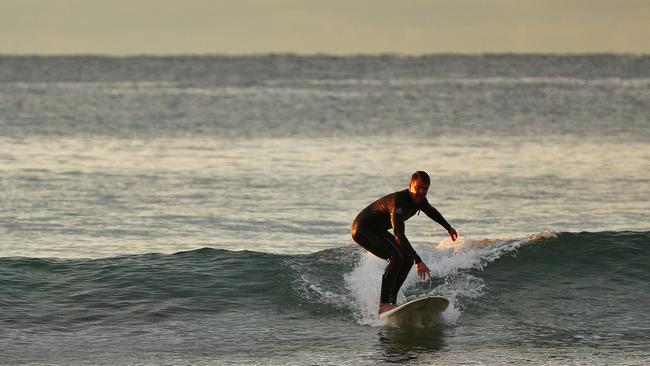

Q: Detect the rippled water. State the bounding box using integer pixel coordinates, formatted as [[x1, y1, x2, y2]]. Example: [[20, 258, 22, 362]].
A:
[[1, 54, 649, 365]]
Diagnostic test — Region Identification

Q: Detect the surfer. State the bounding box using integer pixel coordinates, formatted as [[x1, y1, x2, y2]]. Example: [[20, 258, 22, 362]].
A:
[[351, 171, 458, 315]]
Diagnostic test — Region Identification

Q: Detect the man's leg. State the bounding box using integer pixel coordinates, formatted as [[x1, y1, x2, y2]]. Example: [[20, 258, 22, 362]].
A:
[[378, 231, 413, 304], [352, 228, 408, 306]]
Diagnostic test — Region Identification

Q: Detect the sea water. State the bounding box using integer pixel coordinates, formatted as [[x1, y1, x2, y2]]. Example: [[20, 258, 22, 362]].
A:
[[1, 55, 649, 365]]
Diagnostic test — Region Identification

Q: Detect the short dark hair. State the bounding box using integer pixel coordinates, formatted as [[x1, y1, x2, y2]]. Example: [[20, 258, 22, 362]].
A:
[[410, 171, 430, 185]]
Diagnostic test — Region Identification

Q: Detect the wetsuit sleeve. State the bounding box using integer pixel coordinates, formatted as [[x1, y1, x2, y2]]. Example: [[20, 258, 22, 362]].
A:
[[391, 209, 423, 264], [421, 200, 452, 231]]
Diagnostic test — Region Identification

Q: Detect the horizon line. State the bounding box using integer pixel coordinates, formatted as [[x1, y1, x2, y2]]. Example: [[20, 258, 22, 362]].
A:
[[1, 51, 649, 58]]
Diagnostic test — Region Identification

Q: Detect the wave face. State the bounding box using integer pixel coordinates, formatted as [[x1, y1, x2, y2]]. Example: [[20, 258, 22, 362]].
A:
[[2, 232, 647, 327], [460, 231, 650, 348], [1, 248, 302, 328], [1, 231, 648, 364]]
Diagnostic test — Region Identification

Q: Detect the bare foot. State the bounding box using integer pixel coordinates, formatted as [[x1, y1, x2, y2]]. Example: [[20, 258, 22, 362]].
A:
[[378, 303, 397, 315]]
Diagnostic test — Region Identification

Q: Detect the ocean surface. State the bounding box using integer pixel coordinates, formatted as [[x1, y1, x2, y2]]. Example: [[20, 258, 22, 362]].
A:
[[1, 54, 649, 365]]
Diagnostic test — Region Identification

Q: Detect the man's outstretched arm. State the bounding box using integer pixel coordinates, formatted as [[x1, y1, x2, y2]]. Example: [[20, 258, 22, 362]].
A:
[[422, 202, 458, 241]]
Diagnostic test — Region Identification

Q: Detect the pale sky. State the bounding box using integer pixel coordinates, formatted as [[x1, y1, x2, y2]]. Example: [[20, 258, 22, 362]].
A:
[[1, 0, 649, 55]]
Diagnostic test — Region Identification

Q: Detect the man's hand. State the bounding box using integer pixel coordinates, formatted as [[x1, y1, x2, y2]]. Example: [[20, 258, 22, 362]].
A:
[[448, 227, 459, 241], [416, 262, 431, 280]]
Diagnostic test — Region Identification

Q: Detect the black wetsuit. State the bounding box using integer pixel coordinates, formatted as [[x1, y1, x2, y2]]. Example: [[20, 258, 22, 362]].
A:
[[351, 189, 452, 304]]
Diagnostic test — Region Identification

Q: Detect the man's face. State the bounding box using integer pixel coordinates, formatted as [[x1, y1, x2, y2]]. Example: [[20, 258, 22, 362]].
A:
[[409, 178, 429, 203]]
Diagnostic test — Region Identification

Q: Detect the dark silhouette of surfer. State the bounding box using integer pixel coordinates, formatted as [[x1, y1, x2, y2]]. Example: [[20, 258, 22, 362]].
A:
[[351, 171, 458, 315]]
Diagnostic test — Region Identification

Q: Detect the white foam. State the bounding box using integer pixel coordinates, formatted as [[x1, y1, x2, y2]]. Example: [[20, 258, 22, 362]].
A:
[[343, 253, 386, 326], [297, 272, 348, 307], [344, 232, 554, 326]]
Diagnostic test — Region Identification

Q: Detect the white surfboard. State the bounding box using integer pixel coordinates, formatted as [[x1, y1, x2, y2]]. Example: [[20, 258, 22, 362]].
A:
[[379, 296, 449, 326]]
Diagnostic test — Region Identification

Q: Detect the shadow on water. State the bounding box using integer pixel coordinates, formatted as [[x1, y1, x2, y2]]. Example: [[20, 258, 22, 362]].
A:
[[376, 325, 446, 363]]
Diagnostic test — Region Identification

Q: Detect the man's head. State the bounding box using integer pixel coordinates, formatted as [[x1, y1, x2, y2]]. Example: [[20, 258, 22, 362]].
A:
[[408, 171, 430, 203]]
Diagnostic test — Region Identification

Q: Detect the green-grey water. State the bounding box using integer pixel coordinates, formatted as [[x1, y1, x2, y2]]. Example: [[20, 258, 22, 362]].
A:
[[1, 54, 649, 365]]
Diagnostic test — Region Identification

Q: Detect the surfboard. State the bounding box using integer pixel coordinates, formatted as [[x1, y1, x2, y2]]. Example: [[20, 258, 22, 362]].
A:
[[379, 296, 449, 326]]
